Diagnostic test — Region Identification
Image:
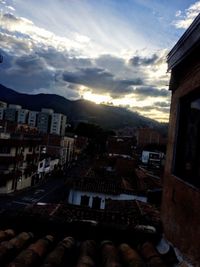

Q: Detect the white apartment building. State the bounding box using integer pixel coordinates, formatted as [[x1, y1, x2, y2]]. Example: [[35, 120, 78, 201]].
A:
[[50, 113, 67, 136], [8, 104, 22, 109], [0, 108, 4, 120], [28, 111, 38, 127], [0, 101, 7, 108], [17, 109, 29, 124], [41, 108, 54, 115]]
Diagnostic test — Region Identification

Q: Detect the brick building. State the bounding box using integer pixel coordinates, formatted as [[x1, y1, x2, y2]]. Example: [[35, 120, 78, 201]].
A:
[[136, 128, 166, 148], [161, 14, 200, 265]]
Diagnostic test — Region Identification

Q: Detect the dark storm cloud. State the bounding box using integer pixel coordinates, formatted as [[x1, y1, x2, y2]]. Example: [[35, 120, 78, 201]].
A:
[[154, 101, 170, 107], [63, 67, 143, 97], [130, 53, 159, 66], [15, 55, 46, 71], [133, 86, 170, 99], [36, 48, 92, 69]]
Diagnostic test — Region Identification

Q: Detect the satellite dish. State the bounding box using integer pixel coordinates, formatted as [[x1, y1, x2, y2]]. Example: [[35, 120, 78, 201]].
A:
[[0, 54, 3, 63]]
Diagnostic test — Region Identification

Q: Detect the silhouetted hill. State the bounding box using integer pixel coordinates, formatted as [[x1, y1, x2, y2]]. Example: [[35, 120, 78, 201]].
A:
[[0, 84, 167, 131]]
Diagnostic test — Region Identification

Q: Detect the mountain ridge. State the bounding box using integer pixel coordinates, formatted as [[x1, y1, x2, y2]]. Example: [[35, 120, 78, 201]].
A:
[[0, 84, 166, 131]]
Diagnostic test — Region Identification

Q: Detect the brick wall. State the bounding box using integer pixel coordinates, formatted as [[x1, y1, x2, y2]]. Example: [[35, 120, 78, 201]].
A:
[[161, 52, 200, 265]]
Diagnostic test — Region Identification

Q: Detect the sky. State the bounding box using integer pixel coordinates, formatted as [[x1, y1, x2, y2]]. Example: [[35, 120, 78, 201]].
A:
[[0, 0, 200, 122]]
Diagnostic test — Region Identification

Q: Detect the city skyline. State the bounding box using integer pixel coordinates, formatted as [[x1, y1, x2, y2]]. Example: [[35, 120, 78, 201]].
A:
[[0, 0, 199, 122]]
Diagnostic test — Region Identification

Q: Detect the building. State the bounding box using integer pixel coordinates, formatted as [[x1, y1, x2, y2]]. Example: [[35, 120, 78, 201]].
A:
[[115, 127, 136, 137], [161, 14, 200, 265], [0, 101, 7, 119], [50, 113, 67, 136], [4, 104, 22, 122], [136, 128, 165, 148], [68, 176, 147, 209], [107, 137, 134, 158], [28, 111, 38, 127], [0, 108, 4, 120], [17, 109, 29, 124], [37, 109, 53, 134], [0, 101, 7, 108], [42, 134, 75, 167], [61, 136, 75, 165], [141, 150, 164, 168], [0, 133, 41, 193]]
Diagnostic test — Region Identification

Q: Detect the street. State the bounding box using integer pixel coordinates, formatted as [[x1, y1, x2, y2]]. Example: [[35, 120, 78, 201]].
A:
[[0, 175, 69, 212]]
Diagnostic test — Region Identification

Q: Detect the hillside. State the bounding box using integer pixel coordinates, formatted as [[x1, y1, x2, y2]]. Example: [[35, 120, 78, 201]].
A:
[[0, 84, 166, 131]]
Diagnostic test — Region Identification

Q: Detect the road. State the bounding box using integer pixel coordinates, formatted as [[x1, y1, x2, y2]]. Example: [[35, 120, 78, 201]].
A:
[[0, 156, 92, 212], [0, 176, 69, 212]]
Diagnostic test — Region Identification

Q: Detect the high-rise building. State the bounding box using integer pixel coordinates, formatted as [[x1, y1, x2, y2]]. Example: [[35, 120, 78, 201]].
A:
[[17, 109, 29, 124], [50, 113, 67, 136], [4, 104, 22, 122], [28, 111, 38, 127], [0, 101, 7, 108], [37, 109, 53, 134], [0, 108, 4, 120]]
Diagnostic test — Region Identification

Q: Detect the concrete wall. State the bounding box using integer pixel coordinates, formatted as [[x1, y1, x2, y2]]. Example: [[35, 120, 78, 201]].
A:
[[161, 52, 200, 264], [68, 189, 147, 209]]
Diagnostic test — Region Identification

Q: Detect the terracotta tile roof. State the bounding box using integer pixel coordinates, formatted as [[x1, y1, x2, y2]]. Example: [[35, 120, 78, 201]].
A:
[[24, 203, 142, 227], [0, 202, 180, 266], [67, 176, 139, 195], [0, 227, 177, 267], [105, 200, 161, 229]]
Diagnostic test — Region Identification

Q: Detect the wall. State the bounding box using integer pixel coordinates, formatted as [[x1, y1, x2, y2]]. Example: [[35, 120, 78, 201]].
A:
[[161, 52, 200, 264], [68, 190, 147, 209], [16, 176, 32, 191]]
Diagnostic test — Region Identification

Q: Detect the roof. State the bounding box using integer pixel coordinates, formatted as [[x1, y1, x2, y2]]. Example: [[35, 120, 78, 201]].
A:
[[0, 203, 179, 266], [168, 13, 200, 70], [0, 228, 177, 267], [67, 176, 139, 195], [105, 200, 161, 228]]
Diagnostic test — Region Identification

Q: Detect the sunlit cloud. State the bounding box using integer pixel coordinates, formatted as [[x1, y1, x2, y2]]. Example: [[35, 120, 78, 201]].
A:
[[1, 0, 192, 122], [173, 1, 200, 29]]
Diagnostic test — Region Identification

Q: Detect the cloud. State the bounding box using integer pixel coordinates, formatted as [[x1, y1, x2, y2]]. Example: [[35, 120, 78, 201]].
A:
[[133, 86, 170, 100], [131, 105, 170, 122], [63, 67, 143, 97], [154, 101, 170, 108], [0, 6, 171, 121], [0, 12, 92, 56], [129, 54, 159, 66], [173, 1, 200, 29]]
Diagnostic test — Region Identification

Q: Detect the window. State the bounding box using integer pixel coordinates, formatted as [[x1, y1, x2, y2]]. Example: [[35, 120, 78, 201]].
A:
[[39, 162, 43, 168], [92, 196, 101, 209], [0, 147, 10, 154], [174, 90, 200, 188], [80, 195, 89, 207]]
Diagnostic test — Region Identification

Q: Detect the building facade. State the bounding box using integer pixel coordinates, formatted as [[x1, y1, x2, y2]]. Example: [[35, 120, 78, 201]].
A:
[[17, 109, 28, 124], [50, 113, 66, 136], [136, 128, 163, 148], [0, 133, 41, 193], [0, 101, 7, 108], [161, 14, 200, 265], [28, 111, 38, 127]]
